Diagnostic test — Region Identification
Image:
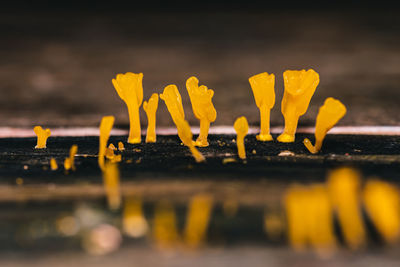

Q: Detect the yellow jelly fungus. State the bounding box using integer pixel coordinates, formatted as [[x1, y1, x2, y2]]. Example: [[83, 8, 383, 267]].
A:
[[153, 201, 179, 248], [234, 116, 249, 159], [284, 185, 336, 255], [123, 197, 149, 238], [33, 126, 51, 149], [178, 120, 205, 163], [112, 72, 143, 144], [118, 141, 125, 151], [304, 97, 346, 154], [143, 93, 159, 143], [160, 85, 205, 163], [98, 116, 115, 170], [64, 145, 78, 172], [160, 84, 185, 126], [186, 76, 217, 147], [50, 158, 58, 171], [363, 180, 400, 244], [105, 147, 122, 163], [183, 194, 213, 248], [102, 162, 121, 210], [277, 69, 320, 143], [327, 168, 365, 249], [108, 143, 117, 150], [249, 72, 275, 141]]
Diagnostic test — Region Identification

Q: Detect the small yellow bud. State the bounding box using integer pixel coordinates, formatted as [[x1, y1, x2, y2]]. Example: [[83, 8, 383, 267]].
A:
[[143, 93, 159, 143], [233, 116, 249, 159], [34, 126, 51, 149]]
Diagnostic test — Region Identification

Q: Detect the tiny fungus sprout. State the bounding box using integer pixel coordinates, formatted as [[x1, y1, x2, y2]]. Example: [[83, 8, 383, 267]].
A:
[[64, 145, 78, 171], [178, 120, 205, 163], [112, 72, 143, 144], [50, 158, 58, 171], [186, 76, 217, 147], [102, 162, 121, 210], [123, 197, 149, 238], [34, 126, 51, 149], [118, 141, 125, 151], [363, 180, 400, 244], [105, 147, 122, 163], [284, 185, 336, 254], [278, 69, 319, 143], [108, 143, 117, 150], [233, 116, 249, 159], [327, 168, 366, 249], [143, 93, 159, 143], [98, 116, 115, 170], [161, 85, 204, 163], [304, 97, 346, 154], [249, 72, 275, 141], [183, 194, 213, 248]]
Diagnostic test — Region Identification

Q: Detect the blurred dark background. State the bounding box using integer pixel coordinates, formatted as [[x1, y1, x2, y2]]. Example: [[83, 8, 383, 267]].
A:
[[1, 1, 399, 128]]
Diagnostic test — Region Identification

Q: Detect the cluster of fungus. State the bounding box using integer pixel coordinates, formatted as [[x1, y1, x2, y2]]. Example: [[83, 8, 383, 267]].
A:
[[33, 68, 346, 169]]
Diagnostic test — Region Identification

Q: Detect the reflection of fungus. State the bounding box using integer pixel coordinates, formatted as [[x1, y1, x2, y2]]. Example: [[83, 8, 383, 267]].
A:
[[112, 72, 143, 144], [186, 76, 217, 147], [143, 93, 159, 143], [327, 168, 366, 249], [183, 194, 213, 248], [34, 126, 51, 149], [304, 97, 346, 154], [278, 69, 319, 143], [153, 201, 179, 249], [284, 185, 336, 255], [102, 162, 121, 210], [234, 116, 249, 159], [249, 72, 275, 141], [123, 197, 149, 238], [363, 180, 400, 244]]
